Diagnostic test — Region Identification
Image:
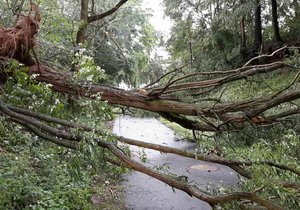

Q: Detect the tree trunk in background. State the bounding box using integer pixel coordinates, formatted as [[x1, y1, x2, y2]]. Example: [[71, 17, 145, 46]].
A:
[[215, 0, 220, 14], [271, 0, 282, 43], [72, 0, 128, 72], [76, 0, 89, 44], [240, 0, 247, 57], [293, 0, 299, 19], [253, 0, 262, 53], [73, 0, 89, 72], [91, 0, 96, 15]]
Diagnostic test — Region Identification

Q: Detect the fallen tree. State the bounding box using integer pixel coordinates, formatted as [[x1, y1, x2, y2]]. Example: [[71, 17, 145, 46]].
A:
[[0, 6, 300, 209], [4, 100, 300, 178], [1, 10, 300, 132], [0, 100, 287, 210]]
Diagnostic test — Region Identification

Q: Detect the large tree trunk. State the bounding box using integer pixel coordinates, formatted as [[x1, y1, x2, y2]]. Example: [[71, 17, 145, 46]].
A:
[[73, 0, 128, 72], [293, 0, 299, 19], [0, 5, 296, 210], [76, 0, 89, 44], [253, 0, 262, 53], [73, 0, 89, 72], [26, 61, 294, 133], [75, 0, 129, 44], [240, 0, 247, 56], [0, 14, 298, 133], [0, 99, 292, 209], [271, 0, 282, 43]]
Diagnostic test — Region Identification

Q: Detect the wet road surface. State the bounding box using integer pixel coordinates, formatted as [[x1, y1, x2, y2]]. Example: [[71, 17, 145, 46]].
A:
[[113, 116, 238, 210]]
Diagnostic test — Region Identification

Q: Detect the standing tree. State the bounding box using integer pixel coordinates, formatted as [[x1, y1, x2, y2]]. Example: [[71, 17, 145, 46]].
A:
[[271, 0, 282, 43], [240, 0, 247, 56], [76, 0, 128, 45], [253, 0, 263, 53], [293, 0, 299, 19]]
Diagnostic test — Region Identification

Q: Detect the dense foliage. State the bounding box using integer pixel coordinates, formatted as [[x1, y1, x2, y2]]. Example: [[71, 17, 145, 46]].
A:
[[161, 0, 300, 208], [0, 61, 125, 209], [0, 0, 157, 85], [0, 1, 143, 207], [163, 0, 300, 69]]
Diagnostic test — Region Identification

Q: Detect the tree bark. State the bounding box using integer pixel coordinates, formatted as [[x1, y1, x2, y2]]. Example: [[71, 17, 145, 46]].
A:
[[87, 0, 128, 23], [76, 0, 89, 44], [75, 0, 129, 44], [240, 0, 247, 56], [74, 0, 128, 72], [253, 0, 262, 52], [0, 15, 298, 133], [293, 0, 299, 19], [25, 61, 299, 133], [0, 99, 285, 209], [271, 0, 282, 43], [27, 62, 288, 116], [4, 100, 300, 179]]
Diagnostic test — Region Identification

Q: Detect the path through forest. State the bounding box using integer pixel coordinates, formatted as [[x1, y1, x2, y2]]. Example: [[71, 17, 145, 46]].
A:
[[113, 116, 238, 210]]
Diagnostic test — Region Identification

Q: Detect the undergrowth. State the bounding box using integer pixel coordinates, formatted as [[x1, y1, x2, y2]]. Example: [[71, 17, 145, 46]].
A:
[[0, 61, 125, 209]]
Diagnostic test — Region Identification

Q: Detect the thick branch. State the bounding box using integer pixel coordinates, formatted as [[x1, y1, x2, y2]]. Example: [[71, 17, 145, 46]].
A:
[[4, 101, 299, 178], [267, 109, 300, 121], [151, 62, 287, 95], [0, 101, 292, 208], [118, 136, 300, 177], [281, 181, 300, 191], [118, 136, 251, 178], [6, 103, 98, 132], [27, 64, 300, 131], [10, 117, 78, 149], [87, 0, 128, 23], [0, 100, 81, 141], [160, 112, 218, 132], [76, 0, 89, 44], [98, 139, 283, 209], [0, 102, 282, 209]]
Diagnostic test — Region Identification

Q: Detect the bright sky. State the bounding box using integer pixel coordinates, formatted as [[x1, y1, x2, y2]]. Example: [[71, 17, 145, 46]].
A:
[[119, 1, 172, 89], [141, 0, 172, 38], [141, 0, 172, 58]]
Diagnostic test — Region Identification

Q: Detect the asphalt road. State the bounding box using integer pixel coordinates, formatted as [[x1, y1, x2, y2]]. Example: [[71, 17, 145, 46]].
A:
[[113, 116, 238, 210]]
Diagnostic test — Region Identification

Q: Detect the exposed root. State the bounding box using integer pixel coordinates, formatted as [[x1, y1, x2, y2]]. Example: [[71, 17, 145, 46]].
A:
[[0, 4, 40, 65]]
